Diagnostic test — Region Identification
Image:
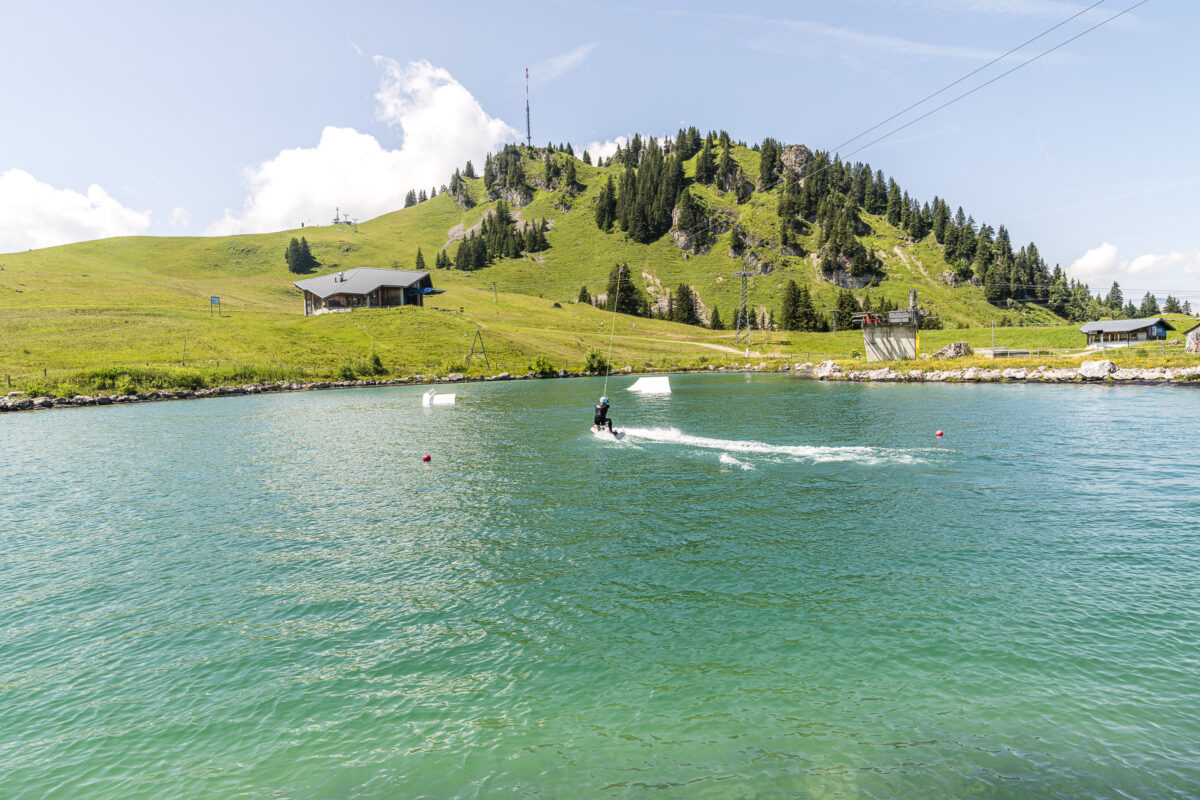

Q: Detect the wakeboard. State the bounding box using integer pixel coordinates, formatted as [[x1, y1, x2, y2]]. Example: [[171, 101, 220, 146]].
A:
[[591, 425, 625, 440]]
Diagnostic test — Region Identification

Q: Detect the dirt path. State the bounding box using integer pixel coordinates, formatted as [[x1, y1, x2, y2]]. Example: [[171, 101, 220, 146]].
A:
[[893, 245, 931, 281], [632, 336, 764, 357]]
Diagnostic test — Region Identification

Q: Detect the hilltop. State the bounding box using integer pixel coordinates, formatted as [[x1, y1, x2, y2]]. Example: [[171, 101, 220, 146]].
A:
[[0, 128, 1150, 392]]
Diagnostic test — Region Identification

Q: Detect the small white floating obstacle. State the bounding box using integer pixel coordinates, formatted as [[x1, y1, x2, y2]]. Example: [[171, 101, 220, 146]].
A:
[[422, 388, 456, 407], [626, 375, 671, 394]]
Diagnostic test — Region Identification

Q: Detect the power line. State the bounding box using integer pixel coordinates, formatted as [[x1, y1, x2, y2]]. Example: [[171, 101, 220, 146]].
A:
[[668, 0, 1148, 249], [839, 0, 1149, 165], [829, 0, 1110, 154]]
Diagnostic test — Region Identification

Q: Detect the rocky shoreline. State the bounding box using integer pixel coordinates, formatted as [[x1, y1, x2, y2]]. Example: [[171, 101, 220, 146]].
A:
[[811, 358, 1200, 385], [4, 358, 1197, 414], [0, 364, 750, 415]]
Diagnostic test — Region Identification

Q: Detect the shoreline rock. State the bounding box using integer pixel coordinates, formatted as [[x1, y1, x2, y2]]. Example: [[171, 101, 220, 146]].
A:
[[3, 360, 1198, 415], [816, 363, 1200, 386]]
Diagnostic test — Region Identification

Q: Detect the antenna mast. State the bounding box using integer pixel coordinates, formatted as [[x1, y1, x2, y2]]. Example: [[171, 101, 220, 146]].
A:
[[525, 67, 532, 147]]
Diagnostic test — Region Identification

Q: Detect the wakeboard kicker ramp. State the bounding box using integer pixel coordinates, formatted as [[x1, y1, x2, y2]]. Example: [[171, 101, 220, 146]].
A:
[[625, 376, 671, 394], [422, 388, 456, 407]]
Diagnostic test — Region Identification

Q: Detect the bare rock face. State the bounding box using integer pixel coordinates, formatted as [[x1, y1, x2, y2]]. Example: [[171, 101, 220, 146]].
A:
[[744, 252, 776, 275], [1079, 359, 1118, 379], [780, 145, 814, 182], [934, 341, 972, 359], [937, 270, 958, 286], [813, 360, 841, 379], [489, 185, 534, 208]]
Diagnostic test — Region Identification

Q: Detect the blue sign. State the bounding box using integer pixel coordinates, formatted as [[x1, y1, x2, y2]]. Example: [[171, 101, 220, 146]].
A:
[[210, 296, 220, 305]]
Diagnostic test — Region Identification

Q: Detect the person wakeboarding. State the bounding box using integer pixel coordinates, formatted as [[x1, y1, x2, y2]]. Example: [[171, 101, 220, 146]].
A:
[[593, 395, 615, 433]]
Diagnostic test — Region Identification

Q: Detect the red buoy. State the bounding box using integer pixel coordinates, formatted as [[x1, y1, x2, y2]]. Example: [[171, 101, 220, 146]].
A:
[[422, 454, 432, 462], [935, 430, 944, 438]]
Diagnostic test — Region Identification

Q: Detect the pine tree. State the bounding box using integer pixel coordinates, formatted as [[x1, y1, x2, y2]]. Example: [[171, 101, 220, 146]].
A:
[[797, 284, 822, 331], [1106, 281, 1123, 311], [759, 137, 781, 186], [671, 283, 701, 325], [709, 306, 724, 330], [1163, 295, 1182, 314], [606, 263, 647, 316], [578, 285, 591, 304], [463, 160, 476, 178], [777, 280, 797, 330], [834, 289, 858, 330], [404, 189, 417, 208], [415, 247, 425, 270], [694, 137, 715, 184], [1139, 291, 1160, 317], [583, 151, 592, 166], [418, 189, 427, 203], [716, 139, 735, 189], [284, 237, 305, 274]]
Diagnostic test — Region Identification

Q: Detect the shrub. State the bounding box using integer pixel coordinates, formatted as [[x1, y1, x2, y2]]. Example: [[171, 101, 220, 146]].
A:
[[336, 363, 358, 381], [528, 355, 555, 376], [583, 347, 608, 373]]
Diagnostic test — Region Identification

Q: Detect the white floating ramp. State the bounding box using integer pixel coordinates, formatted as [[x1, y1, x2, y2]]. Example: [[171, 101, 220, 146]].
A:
[[626, 376, 671, 394], [422, 388, 456, 406]]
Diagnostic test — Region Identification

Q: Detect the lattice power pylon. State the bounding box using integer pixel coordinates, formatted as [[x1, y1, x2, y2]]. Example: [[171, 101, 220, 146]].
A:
[[733, 269, 751, 349]]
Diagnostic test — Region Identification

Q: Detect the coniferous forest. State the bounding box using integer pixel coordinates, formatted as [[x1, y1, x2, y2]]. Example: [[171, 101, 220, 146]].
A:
[[417, 129, 1156, 330]]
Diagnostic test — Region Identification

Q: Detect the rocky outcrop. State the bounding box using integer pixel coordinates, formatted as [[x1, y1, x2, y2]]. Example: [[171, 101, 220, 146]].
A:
[[934, 341, 972, 359], [488, 185, 534, 208], [780, 144, 814, 182], [718, 167, 754, 199], [744, 252, 776, 275], [811, 362, 1200, 386], [813, 360, 840, 379], [1079, 359, 1117, 379]]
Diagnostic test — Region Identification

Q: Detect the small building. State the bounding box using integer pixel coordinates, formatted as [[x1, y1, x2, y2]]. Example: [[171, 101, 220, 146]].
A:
[[1185, 322, 1200, 354], [1079, 316, 1175, 349], [293, 267, 438, 316]]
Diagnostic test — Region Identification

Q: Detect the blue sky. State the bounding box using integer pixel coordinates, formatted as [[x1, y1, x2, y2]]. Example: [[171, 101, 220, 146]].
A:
[[2, 0, 1196, 297]]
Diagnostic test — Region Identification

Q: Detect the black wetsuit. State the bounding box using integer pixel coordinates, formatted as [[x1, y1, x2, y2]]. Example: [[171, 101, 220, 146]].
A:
[[594, 401, 614, 432]]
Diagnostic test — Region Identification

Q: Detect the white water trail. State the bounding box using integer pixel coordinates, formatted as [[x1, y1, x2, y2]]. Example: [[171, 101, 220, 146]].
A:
[[621, 427, 928, 466], [718, 453, 754, 471]]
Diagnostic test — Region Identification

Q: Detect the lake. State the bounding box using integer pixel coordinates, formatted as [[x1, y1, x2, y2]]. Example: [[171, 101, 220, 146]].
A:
[[2, 374, 1198, 799]]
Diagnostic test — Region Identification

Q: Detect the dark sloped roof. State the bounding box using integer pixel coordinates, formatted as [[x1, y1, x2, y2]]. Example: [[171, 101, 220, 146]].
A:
[[293, 268, 430, 299], [1078, 316, 1175, 334]]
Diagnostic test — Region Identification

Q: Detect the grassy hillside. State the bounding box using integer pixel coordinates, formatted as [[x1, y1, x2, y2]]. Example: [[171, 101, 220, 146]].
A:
[[2, 139, 1189, 394]]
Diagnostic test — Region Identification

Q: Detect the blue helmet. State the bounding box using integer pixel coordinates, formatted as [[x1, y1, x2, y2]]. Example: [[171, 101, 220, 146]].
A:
[[600, 396, 608, 403]]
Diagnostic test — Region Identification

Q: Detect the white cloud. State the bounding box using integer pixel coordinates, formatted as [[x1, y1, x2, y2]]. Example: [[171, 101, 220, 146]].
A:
[[209, 58, 517, 235], [532, 43, 598, 83], [168, 207, 191, 229], [580, 136, 628, 162], [1068, 242, 1200, 296], [878, 0, 1128, 21], [0, 168, 151, 253], [1069, 242, 1123, 282]]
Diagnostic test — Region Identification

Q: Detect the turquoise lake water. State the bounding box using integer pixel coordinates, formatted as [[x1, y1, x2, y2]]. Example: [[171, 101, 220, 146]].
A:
[[2, 374, 1199, 799]]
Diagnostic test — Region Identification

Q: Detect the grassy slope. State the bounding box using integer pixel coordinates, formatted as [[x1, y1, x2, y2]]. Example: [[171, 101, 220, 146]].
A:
[[1, 144, 1188, 392]]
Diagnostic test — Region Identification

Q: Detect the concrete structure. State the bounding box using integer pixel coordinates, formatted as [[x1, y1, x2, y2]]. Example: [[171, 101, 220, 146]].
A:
[[1079, 317, 1174, 349], [862, 322, 917, 361], [293, 268, 437, 316]]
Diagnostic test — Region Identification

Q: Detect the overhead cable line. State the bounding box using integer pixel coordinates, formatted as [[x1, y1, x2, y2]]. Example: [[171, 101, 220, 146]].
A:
[[829, 0, 1110, 154], [667, 0, 1149, 248]]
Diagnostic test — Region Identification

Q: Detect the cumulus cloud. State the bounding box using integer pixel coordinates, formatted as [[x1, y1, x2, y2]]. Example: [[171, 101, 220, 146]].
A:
[[532, 43, 598, 83], [0, 168, 151, 253], [580, 136, 628, 162], [1068, 242, 1200, 295], [209, 58, 517, 235]]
